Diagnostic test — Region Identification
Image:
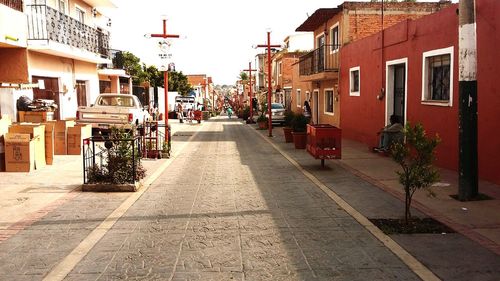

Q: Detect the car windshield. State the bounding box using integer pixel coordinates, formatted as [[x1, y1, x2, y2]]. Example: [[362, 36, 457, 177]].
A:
[[271, 103, 284, 110], [97, 96, 135, 107]]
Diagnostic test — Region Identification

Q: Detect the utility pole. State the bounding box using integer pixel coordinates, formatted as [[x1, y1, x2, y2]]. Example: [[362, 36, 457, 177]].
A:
[[243, 62, 257, 123], [256, 31, 281, 137], [148, 17, 180, 141], [458, 0, 478, 200]]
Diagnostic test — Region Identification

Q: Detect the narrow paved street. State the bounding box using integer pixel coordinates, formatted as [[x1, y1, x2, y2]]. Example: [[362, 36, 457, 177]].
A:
[[1, 117, 422, 280]]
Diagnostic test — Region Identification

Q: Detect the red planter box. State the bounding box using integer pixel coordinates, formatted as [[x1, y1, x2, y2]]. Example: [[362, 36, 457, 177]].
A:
[[306, 124, 341, 160]]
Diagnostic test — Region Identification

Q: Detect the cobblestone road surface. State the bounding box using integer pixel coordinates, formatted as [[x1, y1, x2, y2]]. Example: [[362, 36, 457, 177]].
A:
[[0, 118, 420, 281]]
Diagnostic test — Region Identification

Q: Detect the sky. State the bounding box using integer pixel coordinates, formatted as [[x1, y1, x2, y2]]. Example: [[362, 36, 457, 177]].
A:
[[108, 0, 345, 85]]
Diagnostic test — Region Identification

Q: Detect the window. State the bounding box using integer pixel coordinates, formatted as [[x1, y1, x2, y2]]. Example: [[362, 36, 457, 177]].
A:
[[325, 89, 334, 114], [422, 47, 453, 106], [76, 7, 85, 24], [296, 89, 301, 107], [58, 0, 66, 14], [278, 62, 282, 77], [331, 25, 339, 52], [350, 66, 360, 96]]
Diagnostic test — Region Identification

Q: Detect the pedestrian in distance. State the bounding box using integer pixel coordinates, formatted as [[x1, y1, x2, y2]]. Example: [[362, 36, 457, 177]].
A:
[[227, 107, 233, 119], [177, 102, 184, 123]]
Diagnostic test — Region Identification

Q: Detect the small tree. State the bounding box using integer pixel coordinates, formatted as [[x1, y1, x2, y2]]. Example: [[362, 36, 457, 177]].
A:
[[391, 123, 440, 224]]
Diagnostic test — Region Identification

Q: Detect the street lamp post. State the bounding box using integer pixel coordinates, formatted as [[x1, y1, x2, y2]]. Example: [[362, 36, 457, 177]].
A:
[[147, 17, 179, 143], [243, 62, 256, 123], [256, 31, 281, 137]]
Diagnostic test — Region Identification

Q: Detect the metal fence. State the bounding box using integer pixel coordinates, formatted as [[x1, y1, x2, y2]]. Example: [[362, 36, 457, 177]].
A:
[[83, 136, 142, 184], [0, 0, 23, 12], [26, 3, 109, 57], [299, 44, 340, 76]]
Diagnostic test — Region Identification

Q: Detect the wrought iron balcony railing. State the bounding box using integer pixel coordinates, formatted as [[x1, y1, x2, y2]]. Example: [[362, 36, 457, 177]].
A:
[[27, 3, 109, 58], [0, 0, 23, 12], [299, 44, 340, 76]]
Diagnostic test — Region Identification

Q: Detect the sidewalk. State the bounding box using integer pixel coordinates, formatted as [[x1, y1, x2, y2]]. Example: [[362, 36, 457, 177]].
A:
[[269, 124, 500, 256], [0, 121, 190, 234]]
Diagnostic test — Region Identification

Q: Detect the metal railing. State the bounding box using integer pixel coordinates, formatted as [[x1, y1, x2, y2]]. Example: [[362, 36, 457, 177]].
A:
[[299, 44, 340, 76], [26, 3, 109, 57], [0, 0, 23, 12], [83, 136, 142, 184]]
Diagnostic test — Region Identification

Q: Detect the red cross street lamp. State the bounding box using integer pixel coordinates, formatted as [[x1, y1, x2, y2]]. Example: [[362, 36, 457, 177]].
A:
[[256, 31, 281, 137], [242, 62, 256, 123], [146, 17, 179, 140]]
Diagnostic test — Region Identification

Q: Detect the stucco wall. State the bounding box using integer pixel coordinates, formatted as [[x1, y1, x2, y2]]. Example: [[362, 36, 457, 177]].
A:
[[340, 1, 500, 185], [0, 48, 28, 83], [476, 0, 500, 184], [27, 51, 99, 119]]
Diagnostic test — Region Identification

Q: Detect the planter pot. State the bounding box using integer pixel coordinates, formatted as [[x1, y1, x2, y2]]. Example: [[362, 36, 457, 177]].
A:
[[283, 127, 293, 143], [257, 121, 268, 129], [292, 131, 307, 149]]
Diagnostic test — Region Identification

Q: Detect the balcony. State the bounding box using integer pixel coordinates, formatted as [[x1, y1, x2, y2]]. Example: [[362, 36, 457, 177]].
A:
[[298, 44, 340, 82], [26, 3, 110, 63], [0, 0, 22, 12]]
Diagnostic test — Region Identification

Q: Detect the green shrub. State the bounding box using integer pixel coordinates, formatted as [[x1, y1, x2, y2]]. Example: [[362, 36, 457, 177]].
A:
[[291, 113, 308, 132]]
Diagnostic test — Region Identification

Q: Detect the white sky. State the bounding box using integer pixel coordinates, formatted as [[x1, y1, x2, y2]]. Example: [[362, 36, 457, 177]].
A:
[[109, 0, 344, 85], [109, 0, 455, 85]]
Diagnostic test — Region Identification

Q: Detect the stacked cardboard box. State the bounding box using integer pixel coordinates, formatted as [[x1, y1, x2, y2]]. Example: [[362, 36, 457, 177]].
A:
[[54, 120, 75, 155], [8, 124, 46, 170], [42, 121, 55, 164], [0, 115, 13, 171], [19, 111, 55, 123], [67, 124, 92, 155], [4, 133, 35, 172]]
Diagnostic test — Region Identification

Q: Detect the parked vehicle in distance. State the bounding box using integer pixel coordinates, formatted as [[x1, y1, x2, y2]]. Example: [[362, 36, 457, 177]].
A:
[[76, 94, 150, 135], [266, 103, 286, 125]]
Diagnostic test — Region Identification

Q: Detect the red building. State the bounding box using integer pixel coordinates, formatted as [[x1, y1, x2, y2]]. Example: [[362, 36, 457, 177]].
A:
[[339, 0, 500, 185]]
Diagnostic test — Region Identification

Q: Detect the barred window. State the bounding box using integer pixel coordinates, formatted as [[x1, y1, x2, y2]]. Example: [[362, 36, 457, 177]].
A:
[[426, 54, 450, 101]]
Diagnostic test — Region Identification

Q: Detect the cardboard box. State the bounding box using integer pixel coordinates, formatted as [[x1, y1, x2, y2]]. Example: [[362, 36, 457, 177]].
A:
[[67, 124, 92, 155], [54, 120, 76, 155], [42, 121, 55, 165], [21, 111, 55, 123], [4, 133, 35, 172], [9, 123, 46, 170], [0, 115, 12, 171]]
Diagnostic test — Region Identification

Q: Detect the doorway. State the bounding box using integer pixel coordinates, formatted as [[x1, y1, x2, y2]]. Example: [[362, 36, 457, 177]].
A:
[[313, 90, 319, 124], [316, 35, 325, 72], [32, 76, 60, 119], [75, 80, 87, 107], [385, 59, 407, 125]]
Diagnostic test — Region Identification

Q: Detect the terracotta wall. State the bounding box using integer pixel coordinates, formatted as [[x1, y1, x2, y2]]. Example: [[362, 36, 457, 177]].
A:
[[0, 48, 28, 83], [340, 1, 500, 185]]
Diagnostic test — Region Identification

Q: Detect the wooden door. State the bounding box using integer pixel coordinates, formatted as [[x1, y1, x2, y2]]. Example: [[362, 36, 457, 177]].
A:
[[32, 76, 60, 119], [76, 80, 87, 106]]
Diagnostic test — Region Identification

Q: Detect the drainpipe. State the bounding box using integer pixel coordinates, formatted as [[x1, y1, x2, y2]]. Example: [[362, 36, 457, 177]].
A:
[[458, 0, 478, 200]]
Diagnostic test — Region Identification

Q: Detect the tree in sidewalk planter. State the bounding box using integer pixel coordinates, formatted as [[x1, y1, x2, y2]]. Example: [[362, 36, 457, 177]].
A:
[[291, 113, 308, 133], [87, 128, 146, 184], [390, 123, 440, 224], [283, 111, 296, 142]]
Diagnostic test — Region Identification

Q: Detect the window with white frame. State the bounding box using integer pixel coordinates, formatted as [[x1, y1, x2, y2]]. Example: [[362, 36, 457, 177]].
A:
[[296, 89, 301, 107], [422, 47, 453, 105], [349, 66, 360, 96], [76, 7, 85, 23], [278, 61, 282, 77], [58, 0, 66, 14], [325, 89, 334, 114], [331, 25, 339, 52]]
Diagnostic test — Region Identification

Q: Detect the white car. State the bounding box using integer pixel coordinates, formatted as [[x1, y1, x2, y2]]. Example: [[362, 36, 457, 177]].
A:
[[266, 103, 286, 125]]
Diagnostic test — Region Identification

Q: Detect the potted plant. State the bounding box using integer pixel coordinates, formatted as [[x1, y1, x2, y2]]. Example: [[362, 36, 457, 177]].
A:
[[291, 113, 308, 149], [256, 114, 268, 129], [283, 111, 295, 143], [256, 103, 268, 129]]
